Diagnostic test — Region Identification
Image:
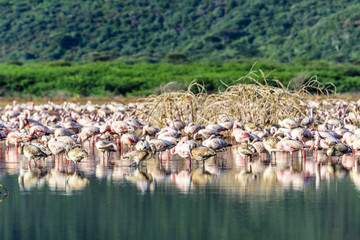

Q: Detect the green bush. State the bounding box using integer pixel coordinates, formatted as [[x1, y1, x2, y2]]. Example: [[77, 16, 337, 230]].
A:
[[0, 60, 358, 97], [165, 53, 188, 64]]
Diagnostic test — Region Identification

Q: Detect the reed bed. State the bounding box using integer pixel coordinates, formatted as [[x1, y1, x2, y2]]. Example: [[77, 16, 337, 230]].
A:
[[138, 68, 335, 128]]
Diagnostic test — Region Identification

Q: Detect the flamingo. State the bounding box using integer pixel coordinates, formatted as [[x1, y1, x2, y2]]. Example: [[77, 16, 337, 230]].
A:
[[263, 134, 283, 162], [6, 131, 29, 147], [123, 144, 156, 167], [326, 141, 351, 162], [279, 118, 300, 129], [95, 138, 118, 160], [135, 138, 149, 151], [206, 123, 228, 133], [235, 142, 256, 162], [142, 124, 160, 137], [77, 126, 100, 144], [65, 145, 89, 168], [188, 146, 216, 170], [47, 138, 68, 159], [121, 133, 140, 151], [202, 135, 232, 152], [18, 142, 48, 165], [167, 119, 185, 131], [301, 114, 314, 129], [54, 127, 75, 138], [276, 136, 304, 162], [184, 122, 204, 136], [148, 138, 176, 160]]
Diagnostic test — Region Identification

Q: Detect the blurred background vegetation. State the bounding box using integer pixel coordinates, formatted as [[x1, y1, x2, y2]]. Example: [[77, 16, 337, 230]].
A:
[[0, 0, 359, 97]]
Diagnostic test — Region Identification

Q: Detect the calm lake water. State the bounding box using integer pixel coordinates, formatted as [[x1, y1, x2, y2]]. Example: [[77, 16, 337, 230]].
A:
[[1, 144, 360, 240]]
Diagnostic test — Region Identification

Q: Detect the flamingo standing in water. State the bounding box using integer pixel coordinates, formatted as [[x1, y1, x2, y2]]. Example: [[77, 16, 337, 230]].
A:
[[135, 138, 149, 151], [18, 142, 48, 165], [235, 142, 256, 162], [120, 133, 139, 152], [202, 135, 232, 152], [149, 138, 176, 160], [326, 141, 351, 162], [123, 144, 156, 167], [188, 146, 216, 170], [95, 138, 118, 160], [263, 134, 283, 163], [276, 136, 304, 163], [65, 145, 89, 169]]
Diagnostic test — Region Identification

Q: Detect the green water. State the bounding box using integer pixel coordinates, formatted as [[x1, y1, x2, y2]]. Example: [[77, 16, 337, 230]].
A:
[[1, 147, 360, 240]]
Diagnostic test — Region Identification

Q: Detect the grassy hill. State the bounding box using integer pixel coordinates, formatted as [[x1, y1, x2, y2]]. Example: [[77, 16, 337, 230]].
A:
[[0, 0, 360, 62]]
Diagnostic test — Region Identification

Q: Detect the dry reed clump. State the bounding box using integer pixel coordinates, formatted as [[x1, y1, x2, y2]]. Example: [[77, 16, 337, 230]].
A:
[[136, 67, 333, 128], [138, 81, 207, 127]]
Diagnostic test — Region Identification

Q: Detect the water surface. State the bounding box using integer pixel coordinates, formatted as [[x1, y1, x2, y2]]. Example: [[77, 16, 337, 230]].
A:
[[1, 145, 360, 240]]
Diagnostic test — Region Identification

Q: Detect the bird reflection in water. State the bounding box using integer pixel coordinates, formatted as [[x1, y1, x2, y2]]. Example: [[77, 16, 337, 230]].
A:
[[18, 166, 47, 191], [123, 168, 154, 193], [17, 163, 89, 193], [171, 170, 191, 193], [66, 172, 90, 192], [350, 161, 360, 191], [190, 168, 216, 186]]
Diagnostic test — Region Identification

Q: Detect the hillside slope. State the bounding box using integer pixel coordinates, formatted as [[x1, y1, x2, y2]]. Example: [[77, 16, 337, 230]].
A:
[[0, 0, 359, 62]]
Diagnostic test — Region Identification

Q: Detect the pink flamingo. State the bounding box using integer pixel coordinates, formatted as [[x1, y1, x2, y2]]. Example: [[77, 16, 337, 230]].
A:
[[279, 118, 300, 129], [276, 136, 304, 163], [142, 124, 160, 137], [184, 122, 205, 136], [202, 135, 232, 152], [120, 133, 140, 153], [194, 129, 221, 141], [167, 119, 185, 131]]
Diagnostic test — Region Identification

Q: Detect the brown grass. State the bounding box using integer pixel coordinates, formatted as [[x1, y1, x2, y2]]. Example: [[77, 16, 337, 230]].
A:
[[135, 67, 336, 128]]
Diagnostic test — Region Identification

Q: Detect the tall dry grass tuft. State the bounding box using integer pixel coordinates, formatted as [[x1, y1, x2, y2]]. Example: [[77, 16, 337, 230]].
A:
[[136, 66, 334, 128]]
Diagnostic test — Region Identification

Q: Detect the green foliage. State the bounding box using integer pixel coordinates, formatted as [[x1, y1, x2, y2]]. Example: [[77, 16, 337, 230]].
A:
[[0, 0, 359, 62], [46, 60, 72, 67], [165, 53, 188, 64], [0, 60, 359, 97], [83, 51, 122, 62]]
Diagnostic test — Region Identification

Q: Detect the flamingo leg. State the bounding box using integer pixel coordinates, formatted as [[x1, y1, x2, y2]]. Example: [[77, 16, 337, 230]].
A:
[[187, 157, 191, 171], [117, 139, 121, 154]]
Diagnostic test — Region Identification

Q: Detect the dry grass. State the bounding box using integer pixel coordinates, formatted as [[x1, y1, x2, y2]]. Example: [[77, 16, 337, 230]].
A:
[[136, 66, 336, 128]]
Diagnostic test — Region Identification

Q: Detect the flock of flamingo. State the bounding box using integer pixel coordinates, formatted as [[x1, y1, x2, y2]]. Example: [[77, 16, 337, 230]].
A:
[[2, 98, 360, 193]]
